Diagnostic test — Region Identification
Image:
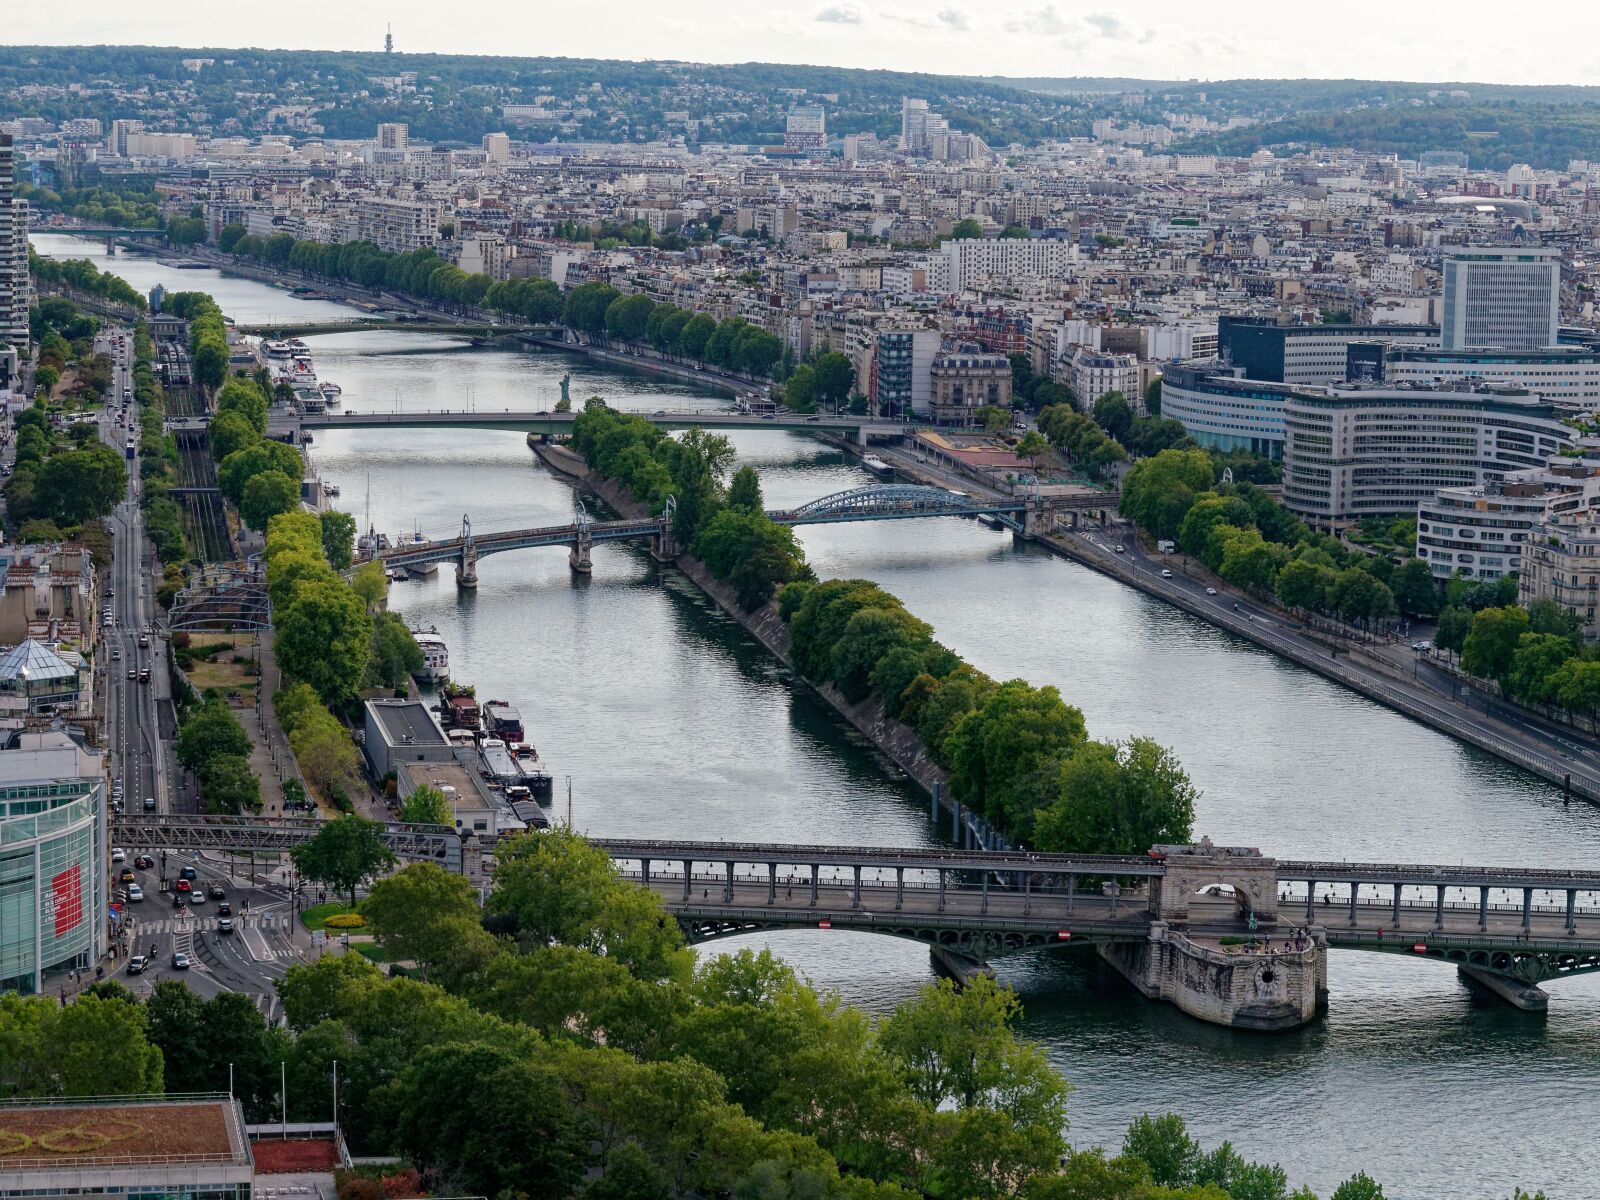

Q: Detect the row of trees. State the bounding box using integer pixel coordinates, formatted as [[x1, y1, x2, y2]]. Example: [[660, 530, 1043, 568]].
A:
[[564, 281, 787, 378], [174, 693, 261, 814], [165, 291, 229, 390], [1442, 600, 1600, 727], [275, 682, 364, 809], [209, 376, 306, 531], [0, 818, 1535, 1199], [26, 250, 146, 310], [1120, 450, 1441, 626], [571, 400, 811, 609], [129, 319, 188, 564], [17, 180, 165, 229], [781, 577, 1198, 850]]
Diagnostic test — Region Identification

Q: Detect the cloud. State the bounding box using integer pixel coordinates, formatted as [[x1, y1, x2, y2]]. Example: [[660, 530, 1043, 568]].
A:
[[814, 4, 862, 22], [1083, 12, 1129, 39], [1007, 4, 1070, 35], [937, 7, 970, 30]]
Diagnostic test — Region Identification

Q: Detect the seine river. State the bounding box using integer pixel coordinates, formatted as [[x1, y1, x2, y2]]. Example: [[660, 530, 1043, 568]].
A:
[[37, 234, 1600, 1200]]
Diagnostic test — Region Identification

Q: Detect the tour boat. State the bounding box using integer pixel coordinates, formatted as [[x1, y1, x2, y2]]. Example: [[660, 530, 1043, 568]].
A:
[[410, 626, 449, 683], [262, 339, 295, 357]]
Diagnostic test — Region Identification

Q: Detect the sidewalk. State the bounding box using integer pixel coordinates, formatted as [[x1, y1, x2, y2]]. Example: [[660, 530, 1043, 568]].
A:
[[235, 629, 311, 815]]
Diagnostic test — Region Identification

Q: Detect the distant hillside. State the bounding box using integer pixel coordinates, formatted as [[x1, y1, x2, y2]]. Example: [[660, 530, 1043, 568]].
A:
[[0, 46, 1103, 147]]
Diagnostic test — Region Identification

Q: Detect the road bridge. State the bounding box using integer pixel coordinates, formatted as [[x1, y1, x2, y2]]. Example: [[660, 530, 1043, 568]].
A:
[[236, 319, 557, 339], [372, 486, 1075, 585], [101, 813, 1600, 1027], [595, 838, 1600, 1026], [292, 406, 902, 443]]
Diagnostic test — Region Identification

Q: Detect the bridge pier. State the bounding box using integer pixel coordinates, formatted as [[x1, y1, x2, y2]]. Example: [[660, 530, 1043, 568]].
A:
[[457, 517, 479, 589], [569, 528, 593, 574], [1458, 966, 1549, 1013], [930, 945, 995, 986]]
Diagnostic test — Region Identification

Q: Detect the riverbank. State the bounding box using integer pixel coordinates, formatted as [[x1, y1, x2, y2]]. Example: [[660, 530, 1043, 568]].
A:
[[529, 437, 1015, 845]]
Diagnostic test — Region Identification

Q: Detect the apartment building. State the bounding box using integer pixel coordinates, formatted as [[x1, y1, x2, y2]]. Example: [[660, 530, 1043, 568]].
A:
[[0, 134, 25, 384], [928, 346, 1012, 424], [1519, 513, 1600, 640], [355, 195, 443, 253], [1063, 345, 1140, 409], [938, 237, 1078, 294]]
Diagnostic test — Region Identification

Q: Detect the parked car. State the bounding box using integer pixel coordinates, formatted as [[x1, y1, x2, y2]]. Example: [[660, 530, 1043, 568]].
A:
[[127, 955, 147, 974], [1114, 545, 1125, 553], [170, 952, 190, 970]]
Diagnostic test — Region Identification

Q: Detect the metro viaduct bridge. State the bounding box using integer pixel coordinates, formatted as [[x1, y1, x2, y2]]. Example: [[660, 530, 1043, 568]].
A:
[[292, 406, 903, 443], [236, 320, 562, 340], [368, 485, 1109, 584], [111, 814, 1600, 1023]]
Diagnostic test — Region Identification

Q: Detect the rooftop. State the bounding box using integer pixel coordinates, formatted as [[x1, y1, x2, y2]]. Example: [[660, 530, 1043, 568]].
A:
[[367, 698, 448, 748], [0, 1095, 250, 1172], [0, 641, 77, 684]]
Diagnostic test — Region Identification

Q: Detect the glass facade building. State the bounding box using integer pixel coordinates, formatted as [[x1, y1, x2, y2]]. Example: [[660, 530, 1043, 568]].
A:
[[1441, 247, 1560, 352], [0, 778, 106, 995]]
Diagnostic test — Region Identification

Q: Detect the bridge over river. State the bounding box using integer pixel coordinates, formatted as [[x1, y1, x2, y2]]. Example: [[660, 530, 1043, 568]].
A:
[[369, 484, 1112, 585], [287, 406, 904, 443], [111, 813, 1600, 1030]]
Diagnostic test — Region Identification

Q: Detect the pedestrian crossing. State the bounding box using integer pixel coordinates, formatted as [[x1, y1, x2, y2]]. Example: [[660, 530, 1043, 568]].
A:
[[134, 913, 285, 935]]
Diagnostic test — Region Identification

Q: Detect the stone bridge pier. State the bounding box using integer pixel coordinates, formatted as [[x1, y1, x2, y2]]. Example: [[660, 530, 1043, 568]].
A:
[[569, 525, 593, 573], [456, 515, 479, 589]]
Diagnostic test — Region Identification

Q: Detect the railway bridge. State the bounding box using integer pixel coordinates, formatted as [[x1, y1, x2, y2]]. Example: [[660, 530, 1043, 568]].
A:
[[109, 814, 1600, 1029], [372, 485, 1097, 587]]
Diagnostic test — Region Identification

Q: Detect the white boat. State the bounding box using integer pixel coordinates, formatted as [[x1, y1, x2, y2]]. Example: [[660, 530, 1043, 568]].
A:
[[287, 338, 311, 352], [262, 339, 294, 358], [861, 453, 894, 478], [399, 527, 439, 577], [319, 381, 342, 405], [321, 481, 340, 497], [410, 626, 449, 682]]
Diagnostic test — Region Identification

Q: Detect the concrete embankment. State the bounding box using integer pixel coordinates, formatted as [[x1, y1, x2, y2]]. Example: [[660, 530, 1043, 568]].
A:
[[531, 438, 959, 806], [518, 337, 756, 399]]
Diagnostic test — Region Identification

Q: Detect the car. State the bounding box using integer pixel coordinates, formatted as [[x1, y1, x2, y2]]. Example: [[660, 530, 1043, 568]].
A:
[[805, 414, 822, 423], [170, 952, 190, 970], [106, 588, 115, 598], [134, 855, 154, 869], [119, 867, 136, 883], [179, 866, 197, 881], [189, 890, 205, 905], [143, 796, 156, 812], [175, 878, 191, 893], [1114, 545, 1125, 553], [1206, 587, 1217, 596], [127, 884, 144, 902], [208, 883, 225, 899], [139, 668, 151, 684], [127, 955, 148, 974], [112, 648, 122, 661], [1411, 640, 1432, 652], [218, 901, 232, 916], [761, 413, 776, 420], [127, 668, 137, 680], [217, 917, 234, 934], [110, 848, 126, 863], [652, 409, 667, 416], [1160, 569, 1173, 579]]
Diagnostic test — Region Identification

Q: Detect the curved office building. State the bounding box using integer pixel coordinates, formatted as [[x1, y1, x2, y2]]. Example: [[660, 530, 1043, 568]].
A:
[[1158, 362, 1296, 457], [0, 734, 107, 995], [1282, 385, 1573, 527]]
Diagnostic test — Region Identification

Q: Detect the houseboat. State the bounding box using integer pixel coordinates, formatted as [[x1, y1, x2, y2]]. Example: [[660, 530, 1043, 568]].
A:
[[411, 627, 449, 684]]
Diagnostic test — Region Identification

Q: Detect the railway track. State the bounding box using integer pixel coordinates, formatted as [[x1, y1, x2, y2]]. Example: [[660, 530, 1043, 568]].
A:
[[173, 430, 235, 562]]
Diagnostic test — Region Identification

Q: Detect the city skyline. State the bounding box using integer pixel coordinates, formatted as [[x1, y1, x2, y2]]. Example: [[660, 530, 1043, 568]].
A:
[[12, 1, 1600, 87]]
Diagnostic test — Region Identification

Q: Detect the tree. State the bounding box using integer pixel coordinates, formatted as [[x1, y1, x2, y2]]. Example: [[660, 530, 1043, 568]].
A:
[[1391, 558, 1439, 617], [784, 364, 819, 412], [320, 510, 357, 571], [1119, 449, 1213, 539], [398, 784, 452, 826], [1093, 392, 1134, 444], [291, 815, 396, 905], [1331, 1173, 1387, 1200], [813, 352, 855, 409], [945, 680, 1086, 838], [1435, 605, 1474, 658], [350, 560, 388, 611], [176, 697, 252, 772], [368, 611, 424, 688], [1034, 738, 1198, 856], [275, 578, 373, 706], [216, 379, 268, 433], [362, 862, 480, 975], [240, 470, 302, 531], [289, 712, 364, 800], [1552, 658, 1600, 731], [950, 218, 983, 240], [1506, 632, 1576, 708], [0, 992, 164, 1098], [727, 464, 764, 513], [1527, 597, 1582, 644], [1144, 376, 1163, 415], [1461, 605, 1532, 686], [203, 754, 262, 814], [209, 409, 258, 462], [679, 313, 717, 361], [1121, 1112, 1199, 1189], [1015, 431, 1049, 474]]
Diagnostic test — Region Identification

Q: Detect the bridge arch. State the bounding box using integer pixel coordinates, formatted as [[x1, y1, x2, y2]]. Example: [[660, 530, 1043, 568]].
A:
[[676, 916, 1104, 963], [769, 484, 1023, 527]]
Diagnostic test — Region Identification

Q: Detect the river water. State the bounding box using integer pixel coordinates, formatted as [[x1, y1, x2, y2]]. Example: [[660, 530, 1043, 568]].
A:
[[37, 234, 1600, 1200]]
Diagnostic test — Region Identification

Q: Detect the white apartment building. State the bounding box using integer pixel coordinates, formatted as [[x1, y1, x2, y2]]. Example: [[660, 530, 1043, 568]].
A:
[[1440, 246, 1560, 351], [458, 233, 511, 279], [1519, 512, 1600, 640], [1416, 484, 1557, 582], [124, 131, 196, 158], [937, 237, 1078, 293], [377, 122, 409, 151], [1063, 345, 1140, 408], [481, 132, 510, 164], [356, 195, 443, 253]]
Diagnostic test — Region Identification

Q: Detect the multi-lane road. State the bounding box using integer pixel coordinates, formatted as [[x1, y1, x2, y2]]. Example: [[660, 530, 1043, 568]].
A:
[[92, 326, 307, 1011]]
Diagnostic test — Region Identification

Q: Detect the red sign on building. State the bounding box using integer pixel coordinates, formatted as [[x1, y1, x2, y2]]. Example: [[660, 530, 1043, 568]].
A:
[[51, 866, 83, 937]]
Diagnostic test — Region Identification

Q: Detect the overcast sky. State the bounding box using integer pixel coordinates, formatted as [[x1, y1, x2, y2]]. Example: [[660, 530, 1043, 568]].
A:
[[15, 1, 1600, 86]]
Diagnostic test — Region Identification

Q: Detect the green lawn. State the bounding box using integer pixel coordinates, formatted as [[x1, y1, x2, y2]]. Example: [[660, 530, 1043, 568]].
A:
[[299, 900, 364, 931], [351, 942, 395, 964]]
